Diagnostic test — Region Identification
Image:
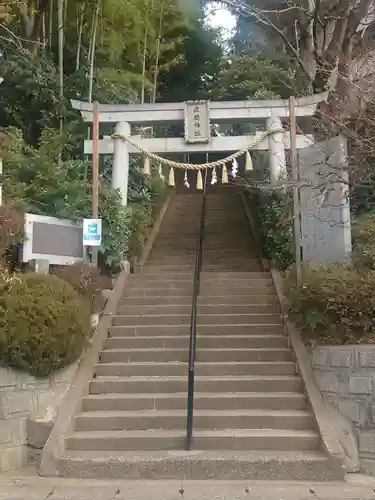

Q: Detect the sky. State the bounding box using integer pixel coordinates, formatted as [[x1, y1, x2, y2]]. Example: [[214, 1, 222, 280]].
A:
[[205, 2, 237, 39]]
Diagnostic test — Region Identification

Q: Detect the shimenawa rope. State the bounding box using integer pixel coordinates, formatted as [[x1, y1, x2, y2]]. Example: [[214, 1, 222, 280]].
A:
[[111, 127, 284, 170]]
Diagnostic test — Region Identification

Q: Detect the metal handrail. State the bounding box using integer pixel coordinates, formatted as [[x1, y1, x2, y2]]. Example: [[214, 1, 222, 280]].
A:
[[185, 171, 208, 450]]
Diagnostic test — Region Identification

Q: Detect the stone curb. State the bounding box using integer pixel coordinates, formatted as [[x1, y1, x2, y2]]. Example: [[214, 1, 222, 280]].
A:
[[240, 192, 346, 480], [136, 194, 173, 272]]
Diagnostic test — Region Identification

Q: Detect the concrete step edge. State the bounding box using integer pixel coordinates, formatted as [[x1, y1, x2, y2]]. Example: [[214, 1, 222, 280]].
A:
[[95, 361, 295, 367], [83, 391, 306, 400], [100, 348, 291, 353], [68, 428, 319, 438], [113, 314, 281, 318], [57, 449, 329, 460], [91, 375, 301, 381], [106, 334, 287, 340], [76, 409, 313, 418]]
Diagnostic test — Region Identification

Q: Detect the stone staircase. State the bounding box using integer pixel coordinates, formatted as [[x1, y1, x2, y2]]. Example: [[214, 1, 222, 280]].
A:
[[54, 192, 341, 480]]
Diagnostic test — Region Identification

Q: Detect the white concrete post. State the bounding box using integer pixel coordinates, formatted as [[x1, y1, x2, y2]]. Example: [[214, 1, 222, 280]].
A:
[[266, 115, 287, 183], [112, 121, 131, 205]]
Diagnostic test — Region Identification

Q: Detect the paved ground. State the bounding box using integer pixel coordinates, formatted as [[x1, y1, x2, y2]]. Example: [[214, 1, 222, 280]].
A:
[[1, 474, 375, 500]]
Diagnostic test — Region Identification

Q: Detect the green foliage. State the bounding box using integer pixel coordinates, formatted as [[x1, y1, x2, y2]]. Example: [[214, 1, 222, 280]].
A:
[[350, 173, 375, 216], [91, 0, 191, 96], [0, 0, 219, 139], [0, 56, 67, 145], [158, 18, 222, 102], [285, 264, 375, 345], [209, 55, 297, 101], [0, 55, 138, 147], [0, 273, 90, 377], [53, 264, 112, 313], [250, 191, 294, 270], [351, 212, 375, 271], [1, 127, 167, 269], [284, 211, 375, 345]]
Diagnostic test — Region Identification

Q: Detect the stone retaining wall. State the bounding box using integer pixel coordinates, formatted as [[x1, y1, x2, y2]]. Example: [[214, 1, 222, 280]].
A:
[[312, 345, 375, 474], [0, 363, 78, 471]]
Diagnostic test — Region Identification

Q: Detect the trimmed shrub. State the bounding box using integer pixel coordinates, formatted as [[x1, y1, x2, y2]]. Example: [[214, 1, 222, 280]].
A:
[[285, 264, 375, 345], [0, 273, 90, 376], [53, 264, 112, 313]]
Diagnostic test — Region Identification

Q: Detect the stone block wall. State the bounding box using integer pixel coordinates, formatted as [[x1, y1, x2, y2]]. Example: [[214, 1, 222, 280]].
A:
[[0, 363, 78, 471], [312, 345, 375, 473]]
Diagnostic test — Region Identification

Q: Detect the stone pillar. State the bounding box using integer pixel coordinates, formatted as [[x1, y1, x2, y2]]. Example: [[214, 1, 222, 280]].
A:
[[112, 121, 131, 205], [266, 115, 287, 183]]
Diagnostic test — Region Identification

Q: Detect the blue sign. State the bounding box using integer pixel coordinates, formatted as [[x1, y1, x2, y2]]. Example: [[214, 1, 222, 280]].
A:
[[83, 218, 102, 247]]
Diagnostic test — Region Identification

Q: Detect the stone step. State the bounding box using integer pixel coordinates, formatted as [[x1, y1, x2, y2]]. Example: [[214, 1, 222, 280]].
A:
[[149, 250, 257, 256], [89, 375, 303, 394], [104, 334, 288, 350], [138, 265, 198, 273], [126, 278, 273, 289], [150, 249, 255, 256], [117, 304, 279, 315], [55, 449, 340, 480], [82, 391, 308, 412], [66, 429, 320, 452], [141, 265, 264, 272], [120, 295, 278, 306], [99, 347, 292, 363], [122, 287, 275, 297], [145, 257, 262, 266], [131, 271, 269, 280], [108, 324, 285, 337], [152, 243, 253, 248], [111, 313, 283, 326], [144, 264, 263, 271], [74, 409, 315, 432], [153, 237, 252, 242], [94, 361, 296, 377]]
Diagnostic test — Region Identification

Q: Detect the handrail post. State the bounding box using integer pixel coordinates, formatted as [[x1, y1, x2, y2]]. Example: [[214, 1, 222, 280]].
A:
[[186, 170, 208, 451]]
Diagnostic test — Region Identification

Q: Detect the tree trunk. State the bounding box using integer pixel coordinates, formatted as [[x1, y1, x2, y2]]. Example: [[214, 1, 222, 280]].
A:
[[17, 0, 51, 53]]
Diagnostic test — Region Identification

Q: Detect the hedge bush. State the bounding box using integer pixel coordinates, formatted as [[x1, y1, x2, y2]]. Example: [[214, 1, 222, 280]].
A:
[[285, 264, 375, 345], [53, 264, 112, 313], [0, 272, 90, 376]]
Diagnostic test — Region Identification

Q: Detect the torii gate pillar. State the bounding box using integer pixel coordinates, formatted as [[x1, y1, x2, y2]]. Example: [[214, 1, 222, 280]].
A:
[[267, 115, 287, 183], [112, 121, 131, 205]]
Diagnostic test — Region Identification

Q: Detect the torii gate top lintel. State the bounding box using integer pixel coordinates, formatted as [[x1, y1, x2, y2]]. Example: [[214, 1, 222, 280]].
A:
[[71, 92, 327, 124]]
